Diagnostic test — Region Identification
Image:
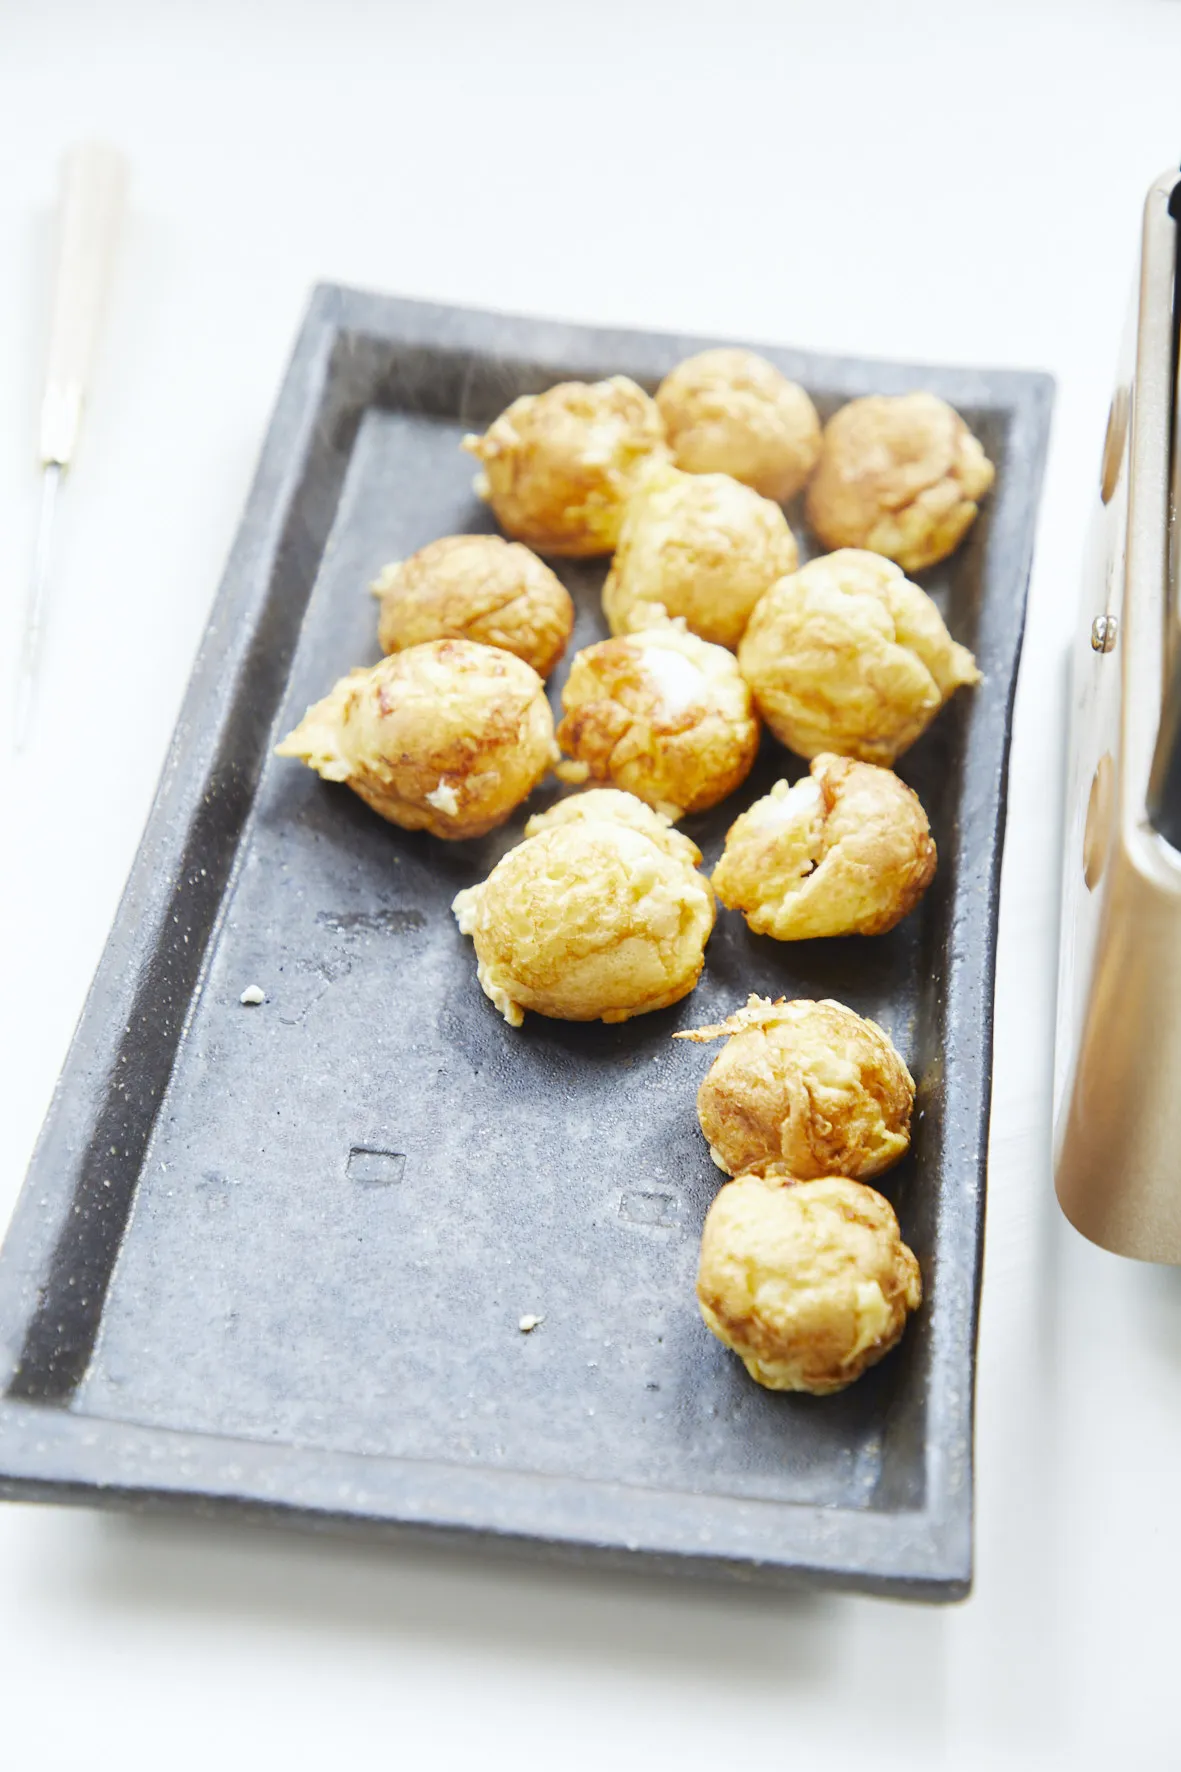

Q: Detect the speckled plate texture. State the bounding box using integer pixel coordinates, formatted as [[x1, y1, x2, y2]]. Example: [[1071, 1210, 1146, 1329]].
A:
[[0, 289, 1052, 1598]]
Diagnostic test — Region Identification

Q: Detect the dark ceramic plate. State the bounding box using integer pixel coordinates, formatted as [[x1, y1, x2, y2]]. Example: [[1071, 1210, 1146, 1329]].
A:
[[0, 289, 1051, 1598]]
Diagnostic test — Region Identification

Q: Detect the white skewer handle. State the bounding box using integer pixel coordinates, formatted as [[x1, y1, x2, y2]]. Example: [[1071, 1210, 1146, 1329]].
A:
[[38, 141, 128, 467]]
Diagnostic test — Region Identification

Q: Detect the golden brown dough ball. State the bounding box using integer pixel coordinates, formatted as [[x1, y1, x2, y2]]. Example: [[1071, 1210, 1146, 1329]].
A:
[[676, 994, 914, 1180], [555, 617, 759, 820], [275, 639, 556, 840], [521, 786, 705, 860], [737, 548, 979, 764], [462, 377, 669, 557], [373, 535, 574, 679], [452, 790, 715, 1026], [696, 1173, 921, 1394], [711, 754, 936, 939], [806, 392, 995, 572], [656, 348, 822, 502], [602, 461, 798, 651]]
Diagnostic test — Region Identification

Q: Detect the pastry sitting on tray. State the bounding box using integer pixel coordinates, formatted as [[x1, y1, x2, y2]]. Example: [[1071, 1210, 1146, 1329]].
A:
[[372, 535, 574, 679], [602, 461, 798, 651], [452, 789, 715, 1026], [737, 549, 980, 764], [555, 614, 759, 820], [806, 392, 995, 572], [275, 639, 556, 840], [462, 376, 669, 557], [711, 754, 936, 939], [676, 995, 914, 1182], [655, 348, 822, 503], [696, 1172, 922, 1394]]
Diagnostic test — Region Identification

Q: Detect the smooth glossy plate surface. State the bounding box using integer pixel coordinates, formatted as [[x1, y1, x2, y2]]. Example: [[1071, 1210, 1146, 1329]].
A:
[[0, 288, 1051, 1597]]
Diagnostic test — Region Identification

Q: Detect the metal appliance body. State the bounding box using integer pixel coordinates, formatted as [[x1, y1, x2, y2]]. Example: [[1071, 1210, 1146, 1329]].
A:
[[1054, 166, 1181, 1260]]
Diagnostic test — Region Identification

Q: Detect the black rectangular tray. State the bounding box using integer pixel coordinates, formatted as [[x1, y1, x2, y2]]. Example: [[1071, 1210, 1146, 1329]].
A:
[[0, 288, 1051, 1598]]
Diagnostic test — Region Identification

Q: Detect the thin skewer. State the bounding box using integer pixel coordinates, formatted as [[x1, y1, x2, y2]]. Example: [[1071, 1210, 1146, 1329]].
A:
[[13, 142, 126, 754], [14, 464, 63, 753]]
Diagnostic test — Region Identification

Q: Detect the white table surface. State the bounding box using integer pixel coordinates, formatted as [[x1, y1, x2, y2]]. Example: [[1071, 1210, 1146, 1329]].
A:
[[2, 1, 1179, 1764]]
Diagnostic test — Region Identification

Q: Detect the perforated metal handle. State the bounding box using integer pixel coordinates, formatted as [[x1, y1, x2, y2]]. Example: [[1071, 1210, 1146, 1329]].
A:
[[37, 141, 128, 468]]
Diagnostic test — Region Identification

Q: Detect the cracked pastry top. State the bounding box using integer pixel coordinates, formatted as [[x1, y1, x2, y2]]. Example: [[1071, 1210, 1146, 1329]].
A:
[[711, 753, 936, 939], [556, 614, 759, 820], [452, 789, 715, 1026], [737, 548, 980, 764], [696, 1172, 922, 1394], [655, 348, 822, 503], [677, 993, 914, 1181], [603, 460, 798, 651], [805, 392, 994, 573], [275, 639, 556, 840], [373, 534, 574, 679], [462, 376, 669, 557]]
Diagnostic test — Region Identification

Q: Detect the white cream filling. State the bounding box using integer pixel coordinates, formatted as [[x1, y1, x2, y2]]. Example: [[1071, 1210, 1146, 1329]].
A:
[[639, 645, 706, 719], [579, 422, 623, 467], [426, 780, 460, 816], [751, 776, 823, 830]]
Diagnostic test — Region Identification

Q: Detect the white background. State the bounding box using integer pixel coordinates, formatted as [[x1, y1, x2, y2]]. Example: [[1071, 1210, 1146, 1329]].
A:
[[1, 1, 1180, 1764]]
